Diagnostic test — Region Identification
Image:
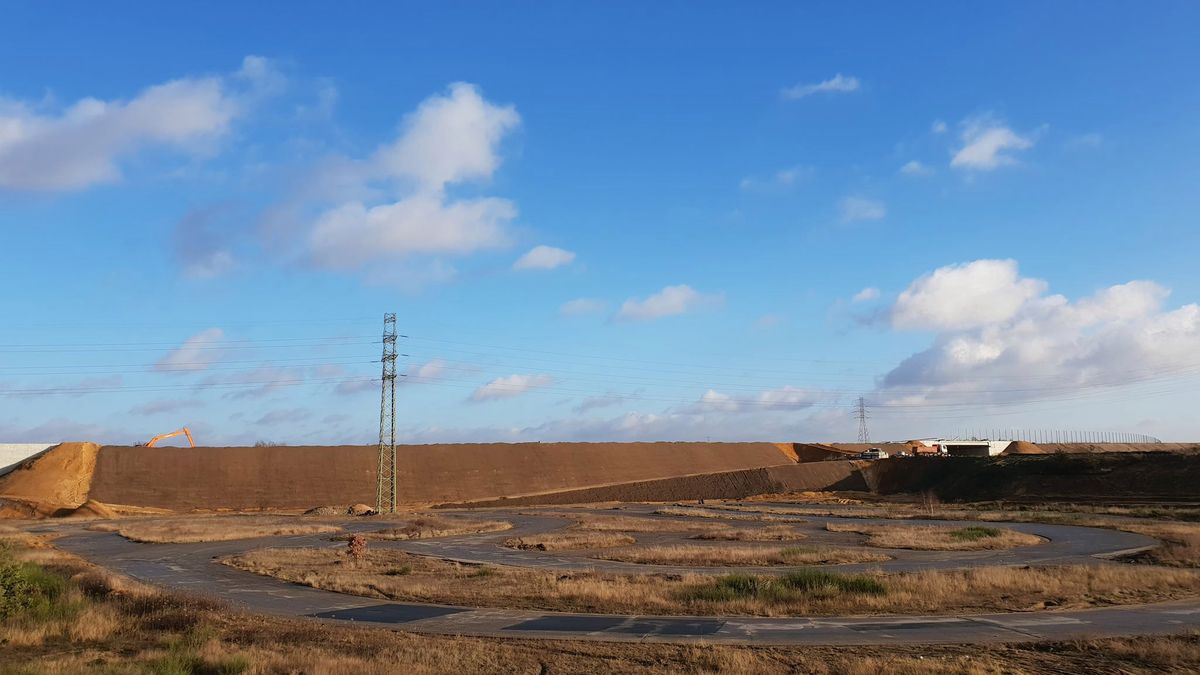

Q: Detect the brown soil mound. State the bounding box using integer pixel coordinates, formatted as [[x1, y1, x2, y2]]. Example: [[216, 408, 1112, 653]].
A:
[[67, 500, 118, 519], [452, 461, 866, 508], [1002, 441, 1045, 454], [0, 442, 100, 511], [89, 442, 797, 511]]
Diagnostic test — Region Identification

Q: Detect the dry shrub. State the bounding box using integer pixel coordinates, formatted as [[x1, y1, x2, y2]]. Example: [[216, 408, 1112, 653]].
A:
[[692, 525, 806, 541], [825, 522, 1044, 550], [87, 515, 343, 543], [335, 515, 511, 541], [560, 513, 730, 533], [225, 546, 1198, 617], [655, 506, 808, 522], [596, 544, 890, 566], [504, 531, 635, 551]]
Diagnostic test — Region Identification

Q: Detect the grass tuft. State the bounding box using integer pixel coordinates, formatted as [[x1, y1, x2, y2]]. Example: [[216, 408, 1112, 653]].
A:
[[949, 526, 1002, 541]]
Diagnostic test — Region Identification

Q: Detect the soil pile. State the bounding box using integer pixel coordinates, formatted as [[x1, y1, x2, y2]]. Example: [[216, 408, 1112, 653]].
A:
[[1002, 441, 1045, 454], [452, 461, 865, 508], [0, 442, 100, 511], [864, 452, 1200, 502], [88, 441, 797, 511]]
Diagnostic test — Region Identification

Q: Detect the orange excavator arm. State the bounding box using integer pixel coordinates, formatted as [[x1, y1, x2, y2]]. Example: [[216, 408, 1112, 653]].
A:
[[146, 427, 195, 448]]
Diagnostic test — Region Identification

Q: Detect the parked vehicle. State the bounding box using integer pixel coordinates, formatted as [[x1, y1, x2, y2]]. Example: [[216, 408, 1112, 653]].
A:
[[858, 448, 887, 460]]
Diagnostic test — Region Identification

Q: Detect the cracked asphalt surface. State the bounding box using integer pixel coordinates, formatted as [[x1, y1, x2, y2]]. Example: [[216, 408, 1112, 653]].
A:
[[33, 505, 1200, 645]]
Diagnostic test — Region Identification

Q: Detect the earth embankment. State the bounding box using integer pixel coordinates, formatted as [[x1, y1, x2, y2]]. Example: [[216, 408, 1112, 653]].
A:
[[863, 452, 1200, 502], [85, 442, 796, 511], [450, 460, 867, 507]]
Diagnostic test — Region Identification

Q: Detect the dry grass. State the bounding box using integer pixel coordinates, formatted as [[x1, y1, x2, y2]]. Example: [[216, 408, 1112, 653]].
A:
[[692, 525, 807, 541], [2, 534, 1199, 673], [332, 515, 511, 541], [548, 512, 731, 533], [86, 515, 343, 543], [655, 506, 808, 522], [716, 501, 1200, 566], [224, 546, 1200, 617], [595, 544, 890, 566], [825, 523, 1044, 550], [503, 531, 635, 551]]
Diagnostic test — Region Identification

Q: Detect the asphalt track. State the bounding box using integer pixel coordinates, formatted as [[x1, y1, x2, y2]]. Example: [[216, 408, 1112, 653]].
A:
[[37, 506, 1200, 646]]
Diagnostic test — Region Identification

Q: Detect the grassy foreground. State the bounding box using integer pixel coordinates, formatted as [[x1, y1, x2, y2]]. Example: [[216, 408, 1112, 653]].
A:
[[1, 531, 1199, 673], [224, 545, 1200, 616]]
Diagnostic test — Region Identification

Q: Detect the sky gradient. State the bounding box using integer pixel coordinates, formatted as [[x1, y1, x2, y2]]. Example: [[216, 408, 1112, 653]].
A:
[[2, 2, 1199, 445]]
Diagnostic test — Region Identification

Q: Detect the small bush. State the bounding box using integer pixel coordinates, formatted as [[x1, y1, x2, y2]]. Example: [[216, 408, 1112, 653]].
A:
[[384, 566, 412, 576], [680, 570, 885, 603], [950, 526, 1002, 542]]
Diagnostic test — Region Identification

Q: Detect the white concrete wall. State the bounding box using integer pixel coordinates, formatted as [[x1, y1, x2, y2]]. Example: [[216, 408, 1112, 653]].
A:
[[0, 443, 55, 477]]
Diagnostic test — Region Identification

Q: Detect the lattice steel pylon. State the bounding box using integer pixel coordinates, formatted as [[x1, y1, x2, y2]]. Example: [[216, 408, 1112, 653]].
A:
[[376, 313, 398, 514], [855, 396, 870, 443]]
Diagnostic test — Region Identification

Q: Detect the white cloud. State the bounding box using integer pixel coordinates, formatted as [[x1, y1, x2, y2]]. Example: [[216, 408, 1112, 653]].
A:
[[373, 82, 519, 191], [899, 160, 932, 176], [853, 287, 880, 303], [951, 116, 1035, 170], [616, 284, 724, 322], [561, 298, 608, 316], [839, 196, 886, 223], [470, 373, 554, 402], [879, 260, 1200, 407], [781, 74, 860, 100], [739, 166, 813, 191], [0, 57, 274, 191], [406, 359, 448, 382], [931, 120, 948, 134], [310, 193, 513, 268], [891, 259, 1046, 330], [302, 82, 521, 271], [513, 245, 576, 270], [573, 393, 628, 414], [154, 328, 225, 373]]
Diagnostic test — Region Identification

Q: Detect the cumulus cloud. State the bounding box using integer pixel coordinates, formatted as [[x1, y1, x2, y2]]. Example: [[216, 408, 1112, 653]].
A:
[[780, 74, 860, 100], [405, 359, 448, 382], [301, 83, 520, 272], [470, 373, 554, 402], [931, 119, 948, 134], [891, 259, 1045, 330], [513, 245, 575, 270], [839, 196, 886, 223], [154, 328, 225, 373], [685, 386, 823, 414], [879, 259, 1200, 406], [852, 287, 880, 303], [899, 160, 932, 176], [0, 56, 275, 191], [561, 298, 608, 316], [616, 284, 724, 321], [951, 116, 1035, 170], [573, 393, 628, 414]]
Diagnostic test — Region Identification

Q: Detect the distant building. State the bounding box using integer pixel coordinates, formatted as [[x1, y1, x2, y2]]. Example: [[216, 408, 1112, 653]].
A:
[[938, 440, 1009, 457]]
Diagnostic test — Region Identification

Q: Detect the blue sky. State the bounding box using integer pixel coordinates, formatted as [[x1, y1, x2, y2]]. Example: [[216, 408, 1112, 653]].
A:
[[2, 2, 1198, 445]]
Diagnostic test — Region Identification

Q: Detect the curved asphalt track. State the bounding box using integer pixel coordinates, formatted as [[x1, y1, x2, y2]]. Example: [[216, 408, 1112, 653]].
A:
[[36, 506, 1200, 645]]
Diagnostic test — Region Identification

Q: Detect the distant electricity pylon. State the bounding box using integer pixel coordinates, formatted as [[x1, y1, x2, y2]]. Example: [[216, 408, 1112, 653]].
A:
[[855, 396, 870, 443], [376, 313, 398, 514]]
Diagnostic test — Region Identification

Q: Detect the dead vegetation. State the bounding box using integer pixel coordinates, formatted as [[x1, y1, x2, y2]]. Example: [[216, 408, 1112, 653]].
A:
[[543, 512, 732, 533], [2, 534, 1200, 673], [691, 525, 807, 541], [825, 523, 1044, 550], [331, 515, 511, 541], [594, 544, 890, 566], [655, 506, 808, 522], [503, 531, 635, 551], [224, 546, 1200, 617], [86, 516, 343, 543]]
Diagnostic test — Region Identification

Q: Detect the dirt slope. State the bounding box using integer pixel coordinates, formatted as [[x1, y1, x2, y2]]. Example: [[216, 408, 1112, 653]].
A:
[[0, 442, 100, 510], [864, 452, 1200, 502], [87, 442, 797, 511], [452, 461, 866, 507]]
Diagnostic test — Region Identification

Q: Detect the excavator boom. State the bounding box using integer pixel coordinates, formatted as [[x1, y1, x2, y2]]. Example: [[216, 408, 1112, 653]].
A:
[[146, 427, 196, 448]]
